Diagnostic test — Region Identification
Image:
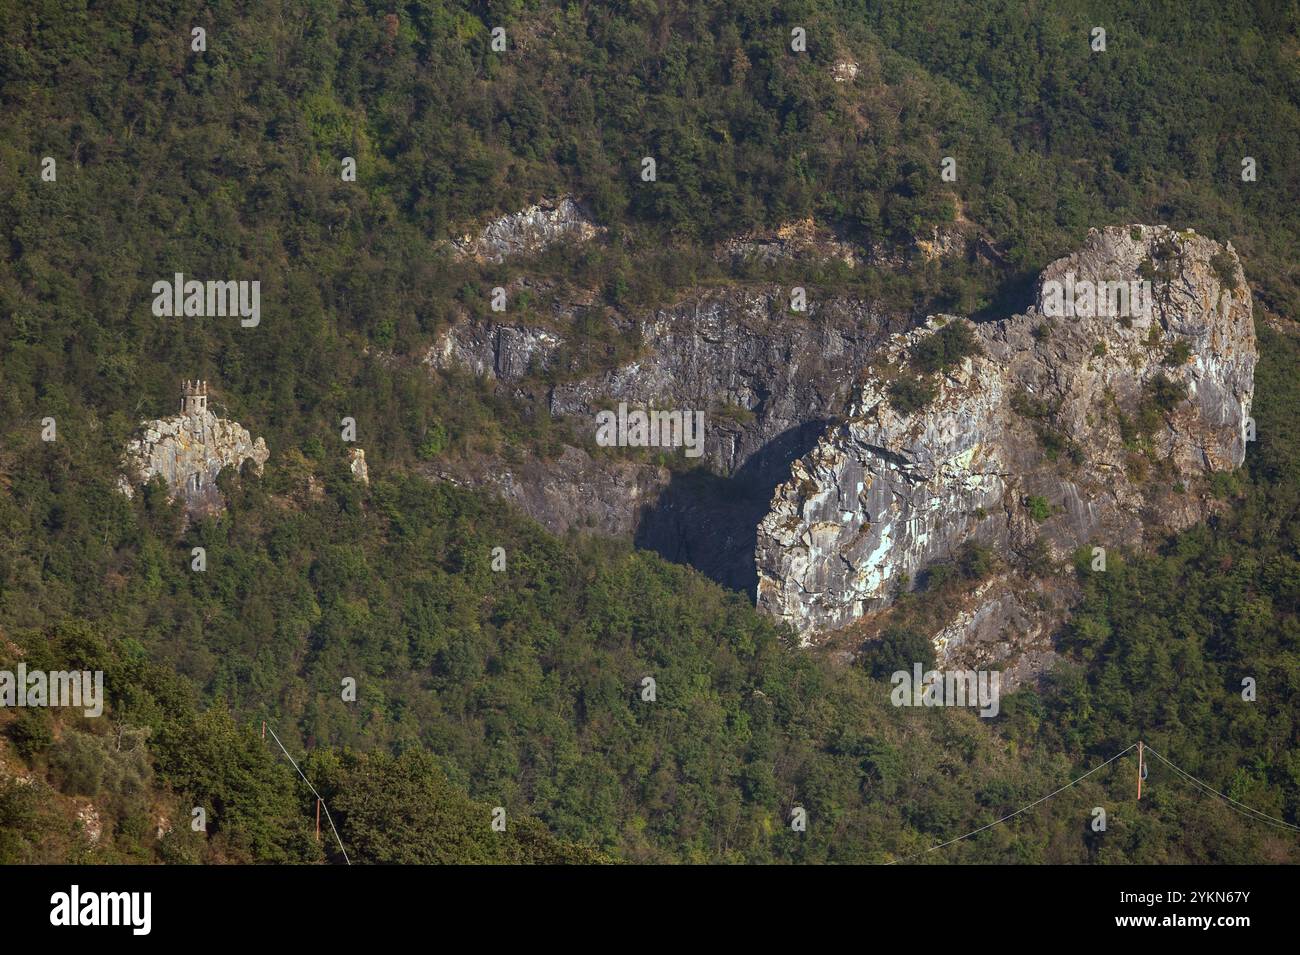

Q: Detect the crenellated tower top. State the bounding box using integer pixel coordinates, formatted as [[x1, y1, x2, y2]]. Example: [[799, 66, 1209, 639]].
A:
[[180, 379, 208, 415]]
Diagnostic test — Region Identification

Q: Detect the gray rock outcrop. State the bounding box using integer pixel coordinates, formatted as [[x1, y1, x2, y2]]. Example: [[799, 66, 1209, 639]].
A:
[[431, 286, 902, 478], [119, 397, 269, 514], [451, 196, 602, 263], [719, 218, 860, 269], [348, 448, 370, 485], [754, 226, 1256, 662], [427, 286, 904, 590]]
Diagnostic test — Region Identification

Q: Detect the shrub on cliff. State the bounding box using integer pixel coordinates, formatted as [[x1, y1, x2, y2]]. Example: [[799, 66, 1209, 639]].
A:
[[888, 374, 938, 413], [909, 321, 983, 374]]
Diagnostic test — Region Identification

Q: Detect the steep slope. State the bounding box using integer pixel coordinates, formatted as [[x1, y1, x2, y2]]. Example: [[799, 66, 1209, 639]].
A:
[[118, 387, 269, 516], [430, 281, 906, 590], [755, 226, 1256, 677]]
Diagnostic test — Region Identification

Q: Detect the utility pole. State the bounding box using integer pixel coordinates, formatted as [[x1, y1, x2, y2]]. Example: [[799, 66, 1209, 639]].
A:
[[1138, 743, 1149, 805], [316, 798, 322, 841]]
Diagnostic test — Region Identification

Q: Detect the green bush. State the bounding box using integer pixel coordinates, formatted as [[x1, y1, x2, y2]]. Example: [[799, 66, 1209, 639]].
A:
[[1210, 250, 1239, 291], [888, 375, 938, 413], [417, 423, 449, 460], [1163, 341, 1192, 367], [1026, 495, 1052, 521], [909, 321, 983, 374], [957, 541, 997, 579], [8, 709, 54, 760], [860, 627, 937, 680], [1146, 373, 1187, 412]]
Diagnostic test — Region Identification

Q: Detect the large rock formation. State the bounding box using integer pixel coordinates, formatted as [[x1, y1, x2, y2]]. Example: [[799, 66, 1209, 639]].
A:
[[118, 381, 269, 514], [754, 226, 1256, 674], [427, 286, 905, 590], [451, 196, 602, 263], [431, 287, 903, 479], [429, 222, 1256, 677]]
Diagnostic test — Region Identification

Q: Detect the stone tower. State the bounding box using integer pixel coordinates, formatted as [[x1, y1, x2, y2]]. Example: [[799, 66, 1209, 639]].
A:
[[181, 379, 208, 415]]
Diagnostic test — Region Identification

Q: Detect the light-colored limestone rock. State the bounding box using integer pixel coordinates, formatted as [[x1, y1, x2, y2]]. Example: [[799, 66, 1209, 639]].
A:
[[119, 383, 268, 515], [348, 447, 369, 485], [452, 196, 602, 263], [756, 226, 1256, 666]]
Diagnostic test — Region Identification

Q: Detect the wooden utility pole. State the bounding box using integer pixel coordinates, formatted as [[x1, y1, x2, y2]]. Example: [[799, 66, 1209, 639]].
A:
[[1137, 741, 1144, 800], [316, 798, 322, 841], [261, 721, 266, 740]]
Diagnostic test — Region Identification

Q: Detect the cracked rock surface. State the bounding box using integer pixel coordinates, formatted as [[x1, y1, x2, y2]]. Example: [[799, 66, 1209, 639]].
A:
[[119, 408, 269, 515], [755, 225, 1256, 663], [451, 196, 602, 264]]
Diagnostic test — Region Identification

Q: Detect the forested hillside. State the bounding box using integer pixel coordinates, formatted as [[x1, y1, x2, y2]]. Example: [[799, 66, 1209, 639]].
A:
[[1, 1, 1298, 863]]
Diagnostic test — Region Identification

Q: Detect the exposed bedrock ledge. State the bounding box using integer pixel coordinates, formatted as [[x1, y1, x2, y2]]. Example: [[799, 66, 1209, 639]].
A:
[[431, 287, 903, 476], [118, 408, 269, 515], [450, 196, 603, 264], [428, 286, 905, 591], [754, 225, 1256, 668]]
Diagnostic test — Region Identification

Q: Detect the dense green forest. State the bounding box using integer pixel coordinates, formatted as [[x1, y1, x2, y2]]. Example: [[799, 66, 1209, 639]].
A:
[[1, 1, 1298, 862]]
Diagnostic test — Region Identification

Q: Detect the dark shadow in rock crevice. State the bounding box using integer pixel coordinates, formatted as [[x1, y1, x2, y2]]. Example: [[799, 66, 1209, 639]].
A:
[[971, 268, 1039, 325], [633, 419, 831, 599]]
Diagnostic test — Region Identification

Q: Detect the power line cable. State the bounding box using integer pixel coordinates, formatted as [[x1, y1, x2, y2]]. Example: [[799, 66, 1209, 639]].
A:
[[265, 724, 352, 865], [889, 739, 1300, 864], [888, 743, 1138, 863], [1143, 743, 1300, 833]]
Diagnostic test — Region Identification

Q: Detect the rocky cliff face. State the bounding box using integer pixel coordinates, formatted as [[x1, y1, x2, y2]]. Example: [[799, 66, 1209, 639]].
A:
[[431, 219, 1255, 678], [754, 226, 1256, 671], [428, 286, 905, 589], [451, 196, 602, 263], [118, 408, 269, 514], [432, 287, 903, 478]]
